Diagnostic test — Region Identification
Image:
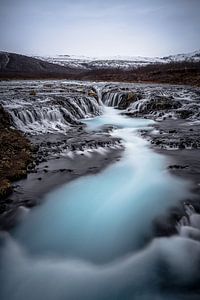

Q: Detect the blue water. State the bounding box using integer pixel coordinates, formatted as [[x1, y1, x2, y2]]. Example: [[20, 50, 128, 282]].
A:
[[0, 107, 199, 300]]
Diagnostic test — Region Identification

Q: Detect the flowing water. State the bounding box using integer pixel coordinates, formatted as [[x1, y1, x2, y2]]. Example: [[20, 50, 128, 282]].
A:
[[1, 106, 200, 299], [0, 80, 102, 134]]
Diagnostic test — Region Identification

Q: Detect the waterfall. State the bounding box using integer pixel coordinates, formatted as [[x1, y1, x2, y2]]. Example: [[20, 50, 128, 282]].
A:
[[1, 80, 200, 134], [101, 85, 200, 121], [102, 92, 124, 107], [93, 85, 104, 106], [128, 98, 150, 113], [1, 94, 102, 134]]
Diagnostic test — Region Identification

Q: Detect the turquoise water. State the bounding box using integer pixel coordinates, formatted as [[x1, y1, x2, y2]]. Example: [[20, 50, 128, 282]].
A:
[[0, 107, 199, 300]]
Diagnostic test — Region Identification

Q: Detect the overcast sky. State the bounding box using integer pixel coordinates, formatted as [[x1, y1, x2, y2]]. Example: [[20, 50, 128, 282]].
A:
[[0, 0, 200, 57]]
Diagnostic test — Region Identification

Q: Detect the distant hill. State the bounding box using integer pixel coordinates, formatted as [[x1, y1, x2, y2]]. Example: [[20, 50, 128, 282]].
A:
[[36, 50, 200, 70], [0, 52, 83, 79], [0, 51, 200, 86], [81, 60, 200, 86]]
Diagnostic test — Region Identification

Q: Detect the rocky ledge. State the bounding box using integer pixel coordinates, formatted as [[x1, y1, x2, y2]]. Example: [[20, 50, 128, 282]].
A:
[[140, 119, 200, 237]]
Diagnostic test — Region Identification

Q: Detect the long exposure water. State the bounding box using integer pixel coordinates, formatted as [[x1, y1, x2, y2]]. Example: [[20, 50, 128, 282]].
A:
[[0, 107, 200, 300]]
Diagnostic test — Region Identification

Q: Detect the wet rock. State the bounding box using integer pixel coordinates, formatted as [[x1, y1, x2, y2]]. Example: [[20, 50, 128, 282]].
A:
[[177, 109, 194, 119], [169, 130, 177, 134], [168, 165, 189, 170], [146, 96, 182, 112], [118, 92, 143, 109], [153, 205, 185, 237], [0, 180, 12, 200], [179, 142, 185, 150], [192, 142, 198, 149], [30, 90, 37, 96], [88, 90, 98, 98]]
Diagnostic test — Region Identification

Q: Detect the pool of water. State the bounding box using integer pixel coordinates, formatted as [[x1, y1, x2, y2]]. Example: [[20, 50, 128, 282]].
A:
[[1, 107, 199, 300]]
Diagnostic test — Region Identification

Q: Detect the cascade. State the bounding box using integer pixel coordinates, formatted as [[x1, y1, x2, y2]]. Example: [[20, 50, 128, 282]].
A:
[[1, 94, 102, 134]]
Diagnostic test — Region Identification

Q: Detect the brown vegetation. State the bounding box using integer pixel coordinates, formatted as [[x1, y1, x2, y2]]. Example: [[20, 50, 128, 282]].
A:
[[80, 62, 200, 87], [0, 105, 32, 199]]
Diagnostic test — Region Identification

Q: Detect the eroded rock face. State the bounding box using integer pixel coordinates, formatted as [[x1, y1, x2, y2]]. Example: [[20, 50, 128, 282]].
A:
[[140, 96, 182, 112], [118, 92, 143, 109]]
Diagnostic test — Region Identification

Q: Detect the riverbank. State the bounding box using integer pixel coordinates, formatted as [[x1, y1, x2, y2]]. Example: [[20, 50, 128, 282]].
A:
[[0, 105, 33, 199], [142, 119, 200, 236]]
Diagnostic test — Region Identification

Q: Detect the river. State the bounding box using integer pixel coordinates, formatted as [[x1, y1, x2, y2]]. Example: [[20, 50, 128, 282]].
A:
[[1, 105, 199, 300]]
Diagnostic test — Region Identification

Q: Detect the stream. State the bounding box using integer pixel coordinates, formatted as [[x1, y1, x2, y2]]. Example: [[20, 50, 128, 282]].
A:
[[0, 106, 200, 300]]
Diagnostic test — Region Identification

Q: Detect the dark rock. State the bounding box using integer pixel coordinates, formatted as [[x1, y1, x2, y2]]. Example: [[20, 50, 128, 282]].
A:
[[178, 109, 193, 119], [179, 142, 185, 149], [169, 130, 177, 134], [168, 165, 189, 170]]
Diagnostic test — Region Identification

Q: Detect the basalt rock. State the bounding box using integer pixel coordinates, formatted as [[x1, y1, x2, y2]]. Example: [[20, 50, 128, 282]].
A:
[[118, 92, 143, 110], [143, 96, 182, 113], [177, 109, 194, 119]]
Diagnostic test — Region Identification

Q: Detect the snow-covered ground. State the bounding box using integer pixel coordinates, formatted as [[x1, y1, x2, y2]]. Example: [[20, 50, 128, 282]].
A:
[[35, 50, 200, 70]]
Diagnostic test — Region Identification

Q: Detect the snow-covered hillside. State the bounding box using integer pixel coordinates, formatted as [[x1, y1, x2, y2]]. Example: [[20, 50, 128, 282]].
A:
[[163, 50, 200, 63], [35, 50, 200, 70]]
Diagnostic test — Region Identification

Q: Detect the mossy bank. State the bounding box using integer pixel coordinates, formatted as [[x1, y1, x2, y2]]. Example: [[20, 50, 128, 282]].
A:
[[0, 105, 33, 200]]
